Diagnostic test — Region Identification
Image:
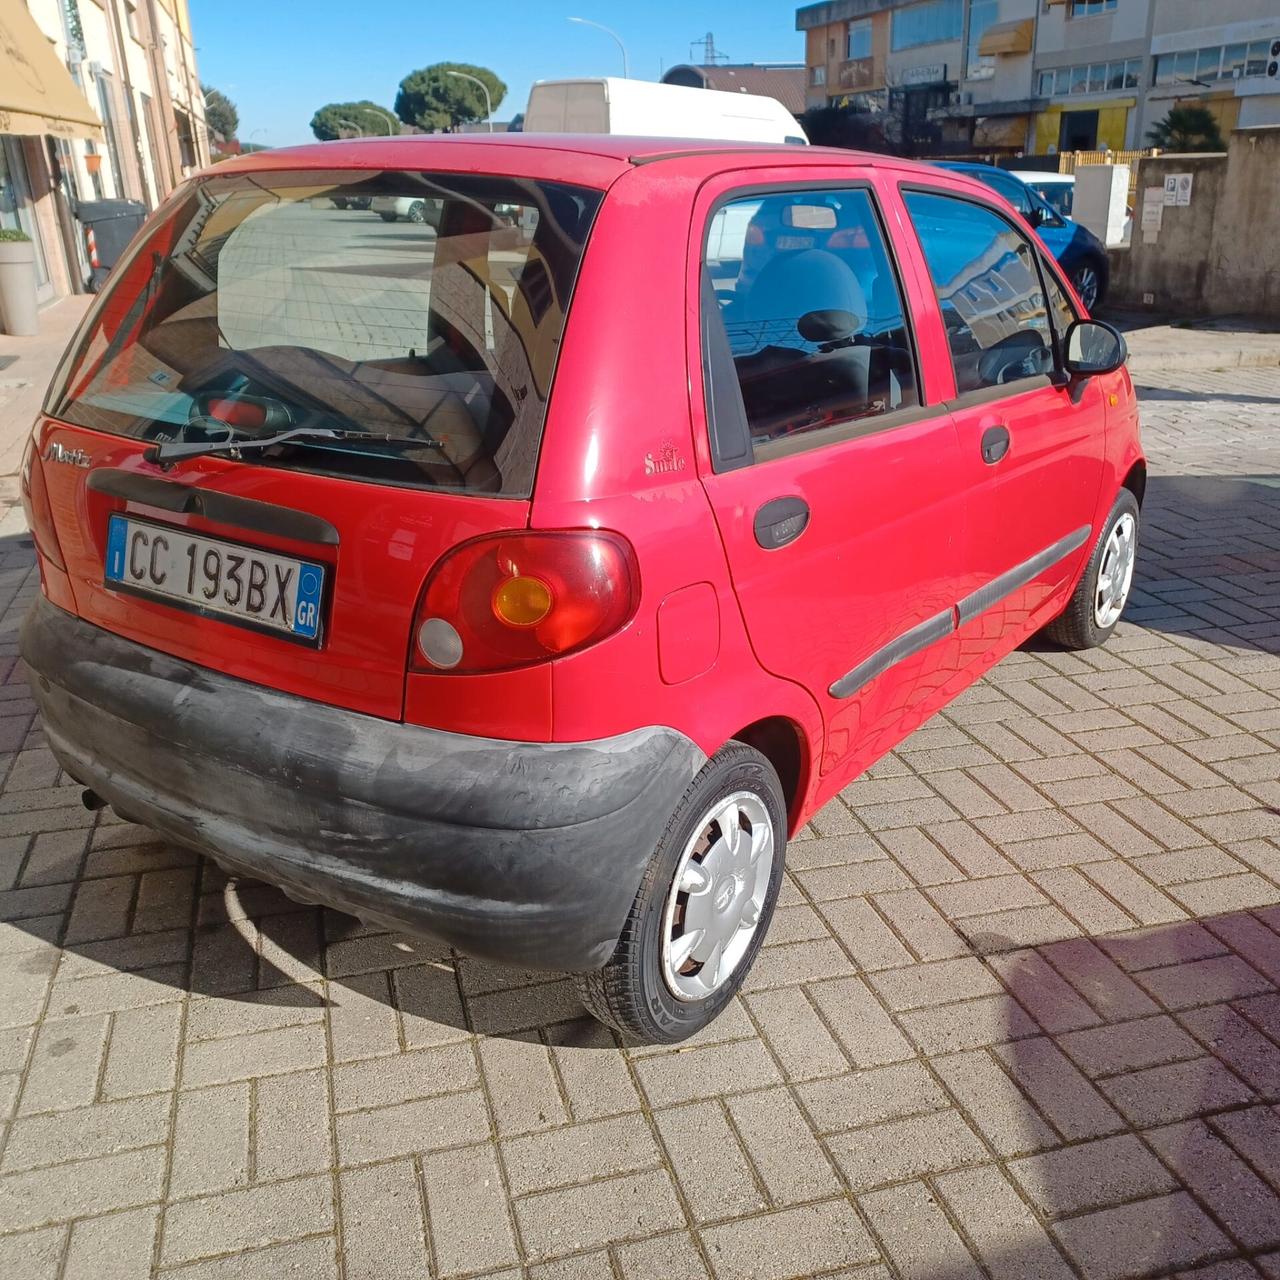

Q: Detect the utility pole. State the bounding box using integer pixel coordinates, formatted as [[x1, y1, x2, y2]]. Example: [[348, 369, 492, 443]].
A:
[[690, 32, 728, 66]]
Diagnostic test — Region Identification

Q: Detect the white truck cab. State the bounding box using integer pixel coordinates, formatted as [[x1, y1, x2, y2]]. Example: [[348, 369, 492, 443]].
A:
[[523, 78, 808, 145]]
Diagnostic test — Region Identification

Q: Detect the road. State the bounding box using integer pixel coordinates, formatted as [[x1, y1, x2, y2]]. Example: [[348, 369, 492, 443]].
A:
[[0, 338, 1277, 1277]]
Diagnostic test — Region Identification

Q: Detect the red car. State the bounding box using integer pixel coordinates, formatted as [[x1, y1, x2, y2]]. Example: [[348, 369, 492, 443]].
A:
[[21, 136, 1143, 1042]]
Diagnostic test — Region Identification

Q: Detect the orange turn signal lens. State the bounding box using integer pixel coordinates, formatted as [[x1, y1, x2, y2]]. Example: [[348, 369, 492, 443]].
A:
[[492, 575, 553, 628]]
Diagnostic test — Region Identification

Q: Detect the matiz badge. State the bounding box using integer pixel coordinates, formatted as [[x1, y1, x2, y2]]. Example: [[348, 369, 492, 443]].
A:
[[43, 441, 91, 468]]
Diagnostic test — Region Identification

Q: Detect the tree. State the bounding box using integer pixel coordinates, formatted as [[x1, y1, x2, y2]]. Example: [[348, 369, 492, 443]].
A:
[[202, 85, 239, 142], [1146, 105, 1225, 152], [395, 63, 506, 133], [309, 100, 400, 141], [798, 103, 891, 153]]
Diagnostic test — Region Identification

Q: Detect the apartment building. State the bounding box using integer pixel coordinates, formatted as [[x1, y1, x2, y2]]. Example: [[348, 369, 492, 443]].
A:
[[797, 0, 1280, 156], [1, 0, 209, 307]]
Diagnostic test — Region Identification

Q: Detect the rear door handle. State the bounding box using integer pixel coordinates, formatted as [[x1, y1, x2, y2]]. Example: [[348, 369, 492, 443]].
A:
[[753, 496, 810, 549], [981, 425, 1011, 465]]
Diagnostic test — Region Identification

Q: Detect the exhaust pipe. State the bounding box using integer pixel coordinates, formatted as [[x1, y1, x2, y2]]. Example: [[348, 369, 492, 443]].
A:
[[81, 788, 107, 812]]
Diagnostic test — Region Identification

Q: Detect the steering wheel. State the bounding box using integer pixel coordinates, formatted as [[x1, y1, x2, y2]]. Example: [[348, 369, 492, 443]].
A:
[[977, 330, 1050, 387]]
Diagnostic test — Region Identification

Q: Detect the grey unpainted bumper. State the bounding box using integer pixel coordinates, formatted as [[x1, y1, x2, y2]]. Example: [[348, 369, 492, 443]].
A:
[[21, 596, 705, 971]]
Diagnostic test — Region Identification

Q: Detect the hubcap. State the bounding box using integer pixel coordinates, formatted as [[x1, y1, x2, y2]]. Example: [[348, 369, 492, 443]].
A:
[[1074, 266, 1099, 310], [1095, 511, 1136, 629], [660, 791, 774, 1002]]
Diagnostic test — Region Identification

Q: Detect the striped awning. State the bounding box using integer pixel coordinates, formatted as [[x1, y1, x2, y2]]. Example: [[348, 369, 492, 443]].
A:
[[0, 0, 103, 141]]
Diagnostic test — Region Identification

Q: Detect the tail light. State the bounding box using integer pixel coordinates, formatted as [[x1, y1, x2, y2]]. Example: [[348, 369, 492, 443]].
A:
[[412, 530, 638, 674], [20, 436, 66, 570]]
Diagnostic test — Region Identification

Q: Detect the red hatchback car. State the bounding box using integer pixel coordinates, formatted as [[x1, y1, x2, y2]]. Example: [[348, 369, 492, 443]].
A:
[[21, 136, 1143, 1042]]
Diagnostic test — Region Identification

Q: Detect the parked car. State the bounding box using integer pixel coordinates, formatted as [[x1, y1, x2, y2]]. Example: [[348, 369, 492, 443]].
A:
[[937, 162, 1110, 309], [370, 194, 440, 225], [331, 195, 372, 211], [1013, 170, 1075, 217], [21, 137, 1142, 1043]]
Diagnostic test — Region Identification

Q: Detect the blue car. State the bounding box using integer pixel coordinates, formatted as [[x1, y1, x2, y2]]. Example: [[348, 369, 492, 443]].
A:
[[936, 161, 1109, 310]]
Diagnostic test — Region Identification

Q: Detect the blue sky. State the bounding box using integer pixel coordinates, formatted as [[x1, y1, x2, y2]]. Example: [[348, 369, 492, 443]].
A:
[[189, 1, 805, 147]]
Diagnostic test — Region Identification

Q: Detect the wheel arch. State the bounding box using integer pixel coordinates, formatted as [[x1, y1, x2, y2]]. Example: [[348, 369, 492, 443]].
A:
[[730, 715, 810, 836], [1122, 458, 1147, 508]]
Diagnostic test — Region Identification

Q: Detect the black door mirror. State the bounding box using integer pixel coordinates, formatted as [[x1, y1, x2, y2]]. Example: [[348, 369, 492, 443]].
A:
[[1065, 319, 1126, 376], [1024, 203, 1044, 228]]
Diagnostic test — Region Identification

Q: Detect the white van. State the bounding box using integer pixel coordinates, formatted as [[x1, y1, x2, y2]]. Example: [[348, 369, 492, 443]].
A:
[[523, 78, 807, 145]]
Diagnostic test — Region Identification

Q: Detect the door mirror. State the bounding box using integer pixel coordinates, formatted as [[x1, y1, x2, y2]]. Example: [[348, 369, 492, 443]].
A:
[[1024, 203, 1044, 228], [1065, 319, 1127, 376]]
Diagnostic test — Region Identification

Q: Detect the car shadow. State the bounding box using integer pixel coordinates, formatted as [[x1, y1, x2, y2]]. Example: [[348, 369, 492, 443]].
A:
[[1136, 385, 1280, 406], [948, 912, 1280, 1279]]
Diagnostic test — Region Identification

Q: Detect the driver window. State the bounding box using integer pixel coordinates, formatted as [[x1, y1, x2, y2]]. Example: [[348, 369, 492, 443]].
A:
[[904, 191, 1054, 396]]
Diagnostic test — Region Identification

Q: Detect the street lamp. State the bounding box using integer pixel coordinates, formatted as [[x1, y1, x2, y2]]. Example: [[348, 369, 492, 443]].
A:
[[446, 70, 493, 133], [567, 16, 629, 78], [368, 106, 399, 137]]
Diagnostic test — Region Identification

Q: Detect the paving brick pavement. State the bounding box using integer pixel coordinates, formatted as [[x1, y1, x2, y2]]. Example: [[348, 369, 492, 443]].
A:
[[0, 355, 1278, 1277]]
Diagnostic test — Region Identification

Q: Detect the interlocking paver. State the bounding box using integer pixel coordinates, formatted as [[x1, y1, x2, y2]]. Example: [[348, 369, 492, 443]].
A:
[[699, 1199, 878, 1280], [1050, 1191, 1233, 1280], [1007, 1133, 1179, 1217], [2, 355, 1280, 1273], [860, 1179, 983, 1279]]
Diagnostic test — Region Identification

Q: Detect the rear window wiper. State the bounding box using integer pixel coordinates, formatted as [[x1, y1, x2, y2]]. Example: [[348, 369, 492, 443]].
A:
[[143, 427, 443, 468]]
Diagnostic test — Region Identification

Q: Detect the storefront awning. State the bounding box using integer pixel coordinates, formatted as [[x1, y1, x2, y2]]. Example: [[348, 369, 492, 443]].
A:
[[979, 19, 1034, 57], [0, 0, 103, 141]]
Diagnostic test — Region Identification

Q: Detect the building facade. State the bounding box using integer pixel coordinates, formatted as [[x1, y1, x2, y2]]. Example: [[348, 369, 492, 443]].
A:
[[797, 0, 1280, 156], [1, 0, 209, 310]]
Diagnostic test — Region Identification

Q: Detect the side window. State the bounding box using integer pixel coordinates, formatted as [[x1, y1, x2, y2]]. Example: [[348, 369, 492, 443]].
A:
[[703, 188, 918, 462], [904, 190, 1055, 396], [981, 170, 1033, 217]]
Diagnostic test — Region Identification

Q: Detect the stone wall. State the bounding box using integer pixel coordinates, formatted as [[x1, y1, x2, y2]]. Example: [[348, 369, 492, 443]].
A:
[[1108, 127, 1280, 319]]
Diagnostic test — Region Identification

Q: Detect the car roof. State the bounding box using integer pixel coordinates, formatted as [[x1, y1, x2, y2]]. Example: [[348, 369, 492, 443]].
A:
[[1012, 170, 1074, 184], [208, 132, 954, 187]]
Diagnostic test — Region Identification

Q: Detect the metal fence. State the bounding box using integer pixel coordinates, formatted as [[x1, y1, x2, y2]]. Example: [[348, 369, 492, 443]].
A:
[[1058, 149, 1160, 200]]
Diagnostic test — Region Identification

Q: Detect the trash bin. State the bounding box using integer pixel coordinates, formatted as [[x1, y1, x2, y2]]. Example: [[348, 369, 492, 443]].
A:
[[75, 199, 147, 292]]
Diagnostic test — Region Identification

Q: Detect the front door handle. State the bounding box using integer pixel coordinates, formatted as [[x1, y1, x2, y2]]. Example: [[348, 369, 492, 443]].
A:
[[754, 496, 810, 549], [981, 425, 1011, 465]]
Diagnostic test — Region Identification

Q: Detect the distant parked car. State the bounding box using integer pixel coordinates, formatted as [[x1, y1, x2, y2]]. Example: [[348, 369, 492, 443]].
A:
[[370, 195, 440, 226], [937, 162, 1109, 309], [331, 195, 372, 211], [1014, 171, 1074, 218]]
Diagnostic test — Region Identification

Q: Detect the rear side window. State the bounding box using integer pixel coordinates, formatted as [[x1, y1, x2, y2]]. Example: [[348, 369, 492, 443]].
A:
[[904, 190, 1055, 396], [48, 170, 602, 496], [703, 188, 918, 462]]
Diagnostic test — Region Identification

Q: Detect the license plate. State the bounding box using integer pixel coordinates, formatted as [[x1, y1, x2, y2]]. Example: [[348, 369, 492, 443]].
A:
[[105, 515, 326, 644]]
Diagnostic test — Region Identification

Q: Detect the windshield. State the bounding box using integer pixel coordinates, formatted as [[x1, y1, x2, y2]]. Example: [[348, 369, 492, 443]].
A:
[[48, 169, 603, 496]]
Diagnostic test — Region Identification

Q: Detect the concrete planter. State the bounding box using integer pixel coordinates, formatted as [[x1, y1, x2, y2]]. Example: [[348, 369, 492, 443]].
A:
[[0, 239, 39, 337]]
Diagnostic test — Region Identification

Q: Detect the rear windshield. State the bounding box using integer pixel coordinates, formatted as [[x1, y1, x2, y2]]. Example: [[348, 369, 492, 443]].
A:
[[48, 169, 603, 497]]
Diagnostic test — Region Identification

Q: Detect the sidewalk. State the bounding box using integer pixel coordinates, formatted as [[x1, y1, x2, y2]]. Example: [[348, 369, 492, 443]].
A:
[[1107, 312, 1280, 375], [0, 296, 92, 480]]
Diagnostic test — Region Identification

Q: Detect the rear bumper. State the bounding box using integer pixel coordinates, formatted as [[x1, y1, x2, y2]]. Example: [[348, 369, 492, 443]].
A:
[[21, 596, 704, 971]]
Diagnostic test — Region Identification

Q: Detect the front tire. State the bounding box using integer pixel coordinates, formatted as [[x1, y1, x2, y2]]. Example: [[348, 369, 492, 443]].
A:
[[1044, 489, 1139, 650], [378, 211, 397, 222], [1071, 259, 1105, 310], [576, 742, 786, 1044], [406, 201, 427, 224]]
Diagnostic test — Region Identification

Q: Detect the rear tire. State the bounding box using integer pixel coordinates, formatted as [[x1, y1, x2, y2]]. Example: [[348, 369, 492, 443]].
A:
[[575, 742, 786, 1044], [406, 201, 427, 224], [1044, 489, 1139, 650], [378, 211, 397, 222]]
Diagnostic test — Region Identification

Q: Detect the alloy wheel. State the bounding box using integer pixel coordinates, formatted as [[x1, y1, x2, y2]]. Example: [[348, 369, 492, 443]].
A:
[[1095, 511, 1136, 629], [660, 791, 774, 1002], [1073, 265, 1100, 310]]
